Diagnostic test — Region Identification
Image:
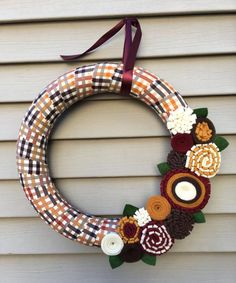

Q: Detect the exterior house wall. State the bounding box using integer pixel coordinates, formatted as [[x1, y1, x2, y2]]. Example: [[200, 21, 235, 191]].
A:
[[0, 1, 235, 282]]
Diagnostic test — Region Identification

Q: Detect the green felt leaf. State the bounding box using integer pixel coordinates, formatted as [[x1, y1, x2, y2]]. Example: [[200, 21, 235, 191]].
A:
[[193, 211, 206, 223], [141, 253, 157, 266], [193, 108, 208, 118], [109, 255, 124, 269], [213, 136, 229, 151], [157, 162, 171, 176], [123, 204, 139, 217]]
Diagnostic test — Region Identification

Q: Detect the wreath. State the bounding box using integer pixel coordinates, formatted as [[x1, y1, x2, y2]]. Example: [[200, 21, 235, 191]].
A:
[[16, 18, 229, 269]]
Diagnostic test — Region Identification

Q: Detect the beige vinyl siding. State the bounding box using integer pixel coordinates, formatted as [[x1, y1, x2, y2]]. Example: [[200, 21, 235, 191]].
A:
[[0, 1, 236, 282], [0, 0, 236, 22]]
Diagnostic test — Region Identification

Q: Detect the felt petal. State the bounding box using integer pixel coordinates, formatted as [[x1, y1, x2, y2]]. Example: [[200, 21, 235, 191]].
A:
[[109, 255, 124, 269], [141, 253, 157, 266], [213, 136, 229, 151], [123, 204, 139, 217], [157, 162, 171, 176], [193, 211, 206, 223], [193, 108, 208, 118]]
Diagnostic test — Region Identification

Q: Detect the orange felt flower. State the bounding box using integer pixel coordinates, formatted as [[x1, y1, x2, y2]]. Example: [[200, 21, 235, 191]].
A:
[[146, 195, 171, 221]]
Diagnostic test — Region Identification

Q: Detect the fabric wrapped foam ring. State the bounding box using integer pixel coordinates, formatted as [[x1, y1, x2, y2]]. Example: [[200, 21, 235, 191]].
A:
[[16, 62, 188, 247]]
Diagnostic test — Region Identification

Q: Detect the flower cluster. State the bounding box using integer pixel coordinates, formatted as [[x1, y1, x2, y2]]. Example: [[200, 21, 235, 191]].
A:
[[101, 107, 229, 269], [101, 200, 174, 268]]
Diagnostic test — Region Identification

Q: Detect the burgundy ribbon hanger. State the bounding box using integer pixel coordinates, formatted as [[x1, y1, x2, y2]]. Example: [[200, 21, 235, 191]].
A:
[[60, 17, 142, 96]]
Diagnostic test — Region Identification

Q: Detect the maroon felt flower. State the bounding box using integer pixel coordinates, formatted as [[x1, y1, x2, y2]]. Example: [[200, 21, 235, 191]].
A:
[[120, 243, 144, 263], [140, 221, 174, 255], [116, 216, 140, 244], [171, 133, 194, 153]]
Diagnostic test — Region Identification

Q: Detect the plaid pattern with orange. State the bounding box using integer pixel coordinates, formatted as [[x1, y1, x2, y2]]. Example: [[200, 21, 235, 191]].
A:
[[16, 62, 188, 246]]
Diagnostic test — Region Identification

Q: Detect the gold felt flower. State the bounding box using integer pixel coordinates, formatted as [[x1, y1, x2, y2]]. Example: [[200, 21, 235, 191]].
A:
[[185, 143, 221, 178]]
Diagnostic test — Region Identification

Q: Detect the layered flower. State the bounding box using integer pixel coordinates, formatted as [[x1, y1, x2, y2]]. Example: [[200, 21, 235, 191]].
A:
[[140, 222, 174, 255], [185, 143, 221, 178], [192, 118, 215, 144], [164, 209, 195, 239], [119, 243, 143, 263], [101, 233, 124, 256], [160, 169, 211, 212], [171, 133, 194, 153], [167, 150, 186, 169], [133, 207, 151, 227], [116, 216, 140, 244], [146, 195, 171, 221], [167, 107, 197, 135]]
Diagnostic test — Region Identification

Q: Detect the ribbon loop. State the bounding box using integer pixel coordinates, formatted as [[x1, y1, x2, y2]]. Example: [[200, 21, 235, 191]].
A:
[[60, 17, 142, 96]]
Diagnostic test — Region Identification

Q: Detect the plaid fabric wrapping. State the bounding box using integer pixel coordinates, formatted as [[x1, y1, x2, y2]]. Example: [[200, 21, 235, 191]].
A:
[[16, 62, 188, 247]]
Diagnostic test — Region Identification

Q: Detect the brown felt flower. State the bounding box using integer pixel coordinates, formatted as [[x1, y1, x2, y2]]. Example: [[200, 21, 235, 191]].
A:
[[146, 195, 171, 221], [171, 133, 194, 153], [192, 118, 215, 144], [160, 169, 211, 212], [185, 143, 221, 178], [164, 209, 195, 239], [116, 216, 140, 244], [140, 221, 174, 255], [120, 243, 143, 263], [167, 150, 186, 169]]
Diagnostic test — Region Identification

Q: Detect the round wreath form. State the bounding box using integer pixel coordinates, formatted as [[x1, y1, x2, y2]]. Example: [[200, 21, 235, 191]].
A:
[[16, 62, 229, 269]]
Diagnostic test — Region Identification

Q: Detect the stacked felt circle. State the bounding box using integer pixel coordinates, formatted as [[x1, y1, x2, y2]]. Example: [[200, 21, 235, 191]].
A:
[[160, 169, 210, 212]]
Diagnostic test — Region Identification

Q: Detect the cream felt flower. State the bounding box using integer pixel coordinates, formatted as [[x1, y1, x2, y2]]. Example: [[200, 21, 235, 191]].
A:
[[133, 207, 151, 227], [167, 107, 197, 135], [101, 233, 124, 256]]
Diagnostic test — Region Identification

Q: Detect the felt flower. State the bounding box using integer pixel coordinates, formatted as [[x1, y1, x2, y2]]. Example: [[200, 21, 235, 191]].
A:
[[164, 209, 195, 239], [185, 143, 221, 178], [119, 243, 143, 263], [140, 222, 174, 255], [167, 107, 197, 135], [146, 195, 171, 221], [192, 118, 215, 144], [167, 150, 186, 169], [101, 233, 124, 256], [116, 216, 140, 244], [133, 207, 151, 227], [160, 169, 211, 212], [171, 133, 194, 153]]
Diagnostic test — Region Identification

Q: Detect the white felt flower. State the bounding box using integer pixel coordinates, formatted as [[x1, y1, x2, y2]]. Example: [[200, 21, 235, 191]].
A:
[[133, 207, 151, 227], [101, 233, 124, 256], [167, 107, 197, 135]]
